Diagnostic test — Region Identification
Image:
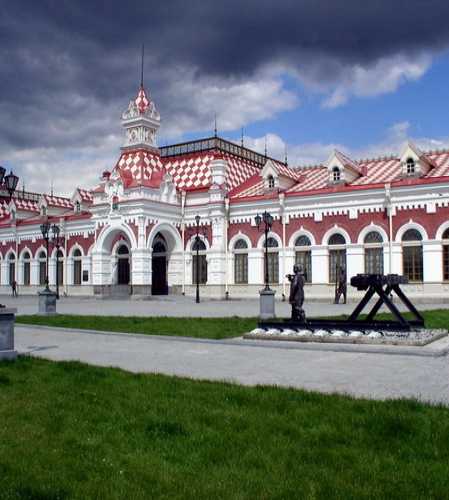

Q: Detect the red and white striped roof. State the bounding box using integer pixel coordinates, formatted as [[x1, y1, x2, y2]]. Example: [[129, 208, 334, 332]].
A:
[[231, 149, 449, 200], [44, 195, 73, 209], [135, 86, 151, 114], [115, 149, 164, 187], [14, 198, 39, 212], [76, 188, 93, 203]]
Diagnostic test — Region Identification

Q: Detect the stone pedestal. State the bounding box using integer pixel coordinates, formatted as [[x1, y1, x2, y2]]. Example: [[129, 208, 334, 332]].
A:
[[260, 289, 276, 320], [0, 308, 17, 360], [38, 288, 57, 315]]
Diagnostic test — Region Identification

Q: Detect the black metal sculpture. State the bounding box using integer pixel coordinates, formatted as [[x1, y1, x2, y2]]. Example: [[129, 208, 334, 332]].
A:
[[287, 265, 305, 322], [260, 271, 424, 333]]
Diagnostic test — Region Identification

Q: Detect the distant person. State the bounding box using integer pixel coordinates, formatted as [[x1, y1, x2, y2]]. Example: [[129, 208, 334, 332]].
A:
[[11, 280, 18, 297], [334, 266, 347, 304]]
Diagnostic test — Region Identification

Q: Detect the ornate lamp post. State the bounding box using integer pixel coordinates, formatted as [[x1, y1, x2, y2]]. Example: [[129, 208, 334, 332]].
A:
[[255, 211, 274, 291], [40, 221, 51, 291], [255, 211, 276, 319], [0, 167, 18, 309], [195, 215, 201, 304], [51, 224, 64, 300], [4, 171, 19, 201]]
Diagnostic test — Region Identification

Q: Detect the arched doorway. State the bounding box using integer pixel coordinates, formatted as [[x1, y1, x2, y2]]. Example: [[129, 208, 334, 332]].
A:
[[117, 245, 130, 285], [152, 234, 168, 295]]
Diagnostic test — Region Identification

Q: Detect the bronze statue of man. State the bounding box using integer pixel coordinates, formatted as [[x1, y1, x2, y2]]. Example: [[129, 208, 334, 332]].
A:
[[288, 265, 305, 322]]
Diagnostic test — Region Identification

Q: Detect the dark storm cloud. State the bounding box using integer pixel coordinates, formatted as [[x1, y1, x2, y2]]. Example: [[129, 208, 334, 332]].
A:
[[1, 0, 449, 150]]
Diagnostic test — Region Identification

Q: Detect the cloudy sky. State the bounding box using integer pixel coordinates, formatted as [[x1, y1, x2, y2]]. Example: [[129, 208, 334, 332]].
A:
[[2, 0, 449, 195]]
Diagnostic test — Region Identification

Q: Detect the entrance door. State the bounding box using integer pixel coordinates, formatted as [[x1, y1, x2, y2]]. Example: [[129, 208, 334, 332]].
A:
[[152, 255, 167, 295], [117, 245, 130, 285]]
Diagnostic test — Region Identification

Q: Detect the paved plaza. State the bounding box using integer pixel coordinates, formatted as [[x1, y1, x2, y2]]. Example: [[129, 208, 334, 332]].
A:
[[15, 325, 449, 405]]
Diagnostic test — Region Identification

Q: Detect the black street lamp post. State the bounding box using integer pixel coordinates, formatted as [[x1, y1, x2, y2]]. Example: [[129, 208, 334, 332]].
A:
[[255, 211, 274, 291], [195, 215, 201, 304], [51, 224, 64, 300], [40, 221, 51, 291], [0, 167, 19, 308]]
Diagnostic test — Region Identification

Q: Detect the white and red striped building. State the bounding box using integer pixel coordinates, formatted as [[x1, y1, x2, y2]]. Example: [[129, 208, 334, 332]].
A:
[[2, 83, 449, 300]]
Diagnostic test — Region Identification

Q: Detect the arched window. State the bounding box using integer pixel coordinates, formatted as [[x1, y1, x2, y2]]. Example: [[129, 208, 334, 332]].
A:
[[153, 241, 167, 254], [328, 233, 346, 283], [402, 229, 423, 282], [332, 166, 341, 183], [192, 238, 207, 285], [364, 231, 384, 274], [8, 253, 16, 286], [443, 228, 449, 281], [265, 237, 279, 284], [233, 239, 248, 284], [22, 251, 31, 286], [294, 235, 312, 283], [38, 251, 47, 286], [73, 248, 82, 285], [406, 158, 416, 176], [55, 249, 64, 286], [267, 175, 275, 189]]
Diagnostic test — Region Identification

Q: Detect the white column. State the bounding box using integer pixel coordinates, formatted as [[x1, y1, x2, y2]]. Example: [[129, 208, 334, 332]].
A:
[[31, 259, 39, 285], [131, 248, 151, 286], [312, 246, 328, 283], [346, 244, 364, 279], [423, 240, 443, 282], [92, 249, 112, 286], [284, 248, 295, 277], [207, 216, 227, 286], [248, 249, 263, 285], [168, 251, 183, 286], [67, 257, 74, 286], [391, 242, 402, 275], [0, 261, 7, 286]]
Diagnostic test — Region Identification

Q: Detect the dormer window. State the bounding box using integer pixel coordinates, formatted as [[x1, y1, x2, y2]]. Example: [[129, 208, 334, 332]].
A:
[[75, 201, 81, 213], [267, 175, 275, 189], [406, 158, 416, 176], [332, 166, 341, 183], [41, 206, 47, 217]]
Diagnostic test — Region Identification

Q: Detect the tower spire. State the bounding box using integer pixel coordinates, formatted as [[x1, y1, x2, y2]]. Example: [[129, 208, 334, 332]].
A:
[[284, 144, 288, 166], [140, 44, 145, 88], [214, 113, 217, 137], [241, 128, 244, 147], [264, 135, 267, 158]]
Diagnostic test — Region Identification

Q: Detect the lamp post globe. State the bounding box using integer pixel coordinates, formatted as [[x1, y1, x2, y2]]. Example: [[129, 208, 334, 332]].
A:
[[4, 171, 19, 200]]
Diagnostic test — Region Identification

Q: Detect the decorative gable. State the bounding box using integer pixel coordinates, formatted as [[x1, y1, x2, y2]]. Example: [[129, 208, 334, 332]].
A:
[[399, 142, 434, 178], [325, 150, 361, 185], [261, 159, 297, 191]]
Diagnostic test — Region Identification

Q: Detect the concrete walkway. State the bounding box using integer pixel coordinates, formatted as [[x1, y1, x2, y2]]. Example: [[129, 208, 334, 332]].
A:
[[4, 294, 449, 318], [15, 325, 449, 406]]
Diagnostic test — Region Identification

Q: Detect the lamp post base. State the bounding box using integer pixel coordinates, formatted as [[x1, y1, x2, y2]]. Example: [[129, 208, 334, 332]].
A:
[[259, 289, 276, 320], [0, 307, 17, 360], [38, 288, 57, 315]]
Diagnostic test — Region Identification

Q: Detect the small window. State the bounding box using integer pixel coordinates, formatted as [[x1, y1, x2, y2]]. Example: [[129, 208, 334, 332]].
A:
[[266, 237, 278, 248], [364, 231, 383, 244], [406, 158, 416, 176], [402, 229, 422, 242], [73, 249, 82, 258], [192, 239, 207, 252], [294, 235, 311, 247], [234, 239, 248, 250], [328, 233, 346, 246], [267, 175, 275, 189], [332, 166, 341, 182], [75, 201, 81, 213]]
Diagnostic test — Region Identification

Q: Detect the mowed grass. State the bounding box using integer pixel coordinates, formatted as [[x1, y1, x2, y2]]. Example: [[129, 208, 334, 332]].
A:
[[1, 357, 449, 499], [15, 315, 257, 339], [16, 308, 449, 339]]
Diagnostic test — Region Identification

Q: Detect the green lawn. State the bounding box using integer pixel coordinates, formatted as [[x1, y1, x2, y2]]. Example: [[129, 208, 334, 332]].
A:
[[16, 308, 449, 339], [16, 315, 257, 339], [0, 357, 448, 499]]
